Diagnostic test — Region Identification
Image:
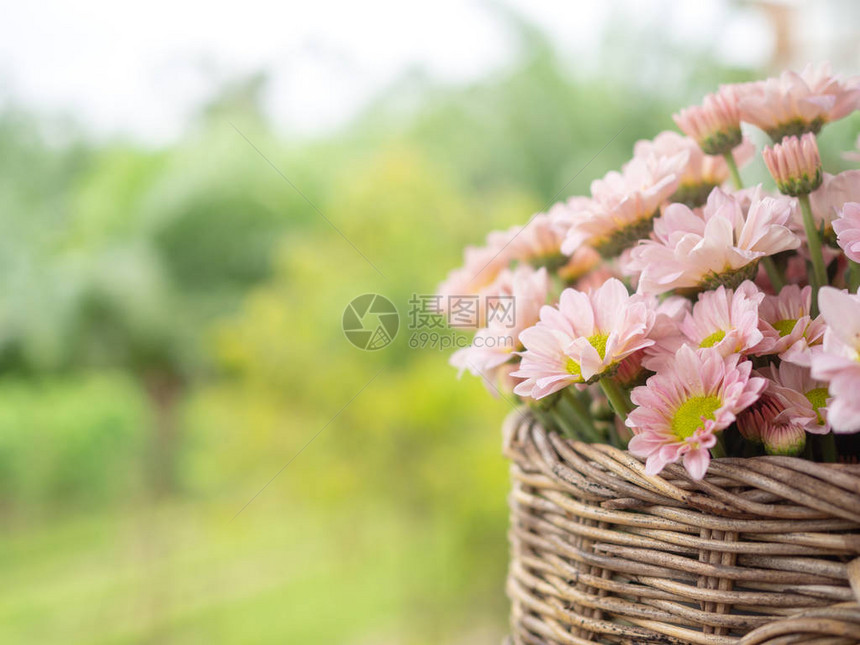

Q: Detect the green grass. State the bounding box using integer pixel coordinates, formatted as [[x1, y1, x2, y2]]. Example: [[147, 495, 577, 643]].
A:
[[0, 497, 508, 644]]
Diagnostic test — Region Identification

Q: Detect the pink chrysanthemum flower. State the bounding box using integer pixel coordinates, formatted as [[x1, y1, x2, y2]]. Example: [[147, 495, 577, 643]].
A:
[[573, 265, 621, 294], [634, 131, 755, 208], [833, 202, 860, 262], [549, 196, 604, 282], [736, 390, 784, 443], [437, 243, 508, 306], [557, 246, 602, 283], [809, 170, 860, 231], [680, 282, 765, 354], [561, 148, 688, 258], [673, 84, 745, 156], [510, 308, 582, 400], [548, 196, 593, 236], [627, 345, 766, 480], [763, 133, 823, 196], [764, 362, 830, 435], [761, 422, 808, 456], [753, 284, 825, 366], [512, 279, 655, 399], [640, 296, 691, 372], [738, 62, 860, 140], [614, 349, 649, 389], [644, 282, 764, 371], [438, 213, 567, 310], [495, 362, 524, 398], [492, 265, 551, 329], [561, 280, 657, 383], [810, 287, 860, 433], [502, 213, 568, 268], [451, 266, 549, 386], [627, 186, 800, 295], [437, 223, 532, 317], [735, 376, 812, 456]]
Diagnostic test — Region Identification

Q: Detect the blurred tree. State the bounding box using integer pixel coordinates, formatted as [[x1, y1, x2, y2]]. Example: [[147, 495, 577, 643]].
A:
[[0, 9, 790, 644], [350, 9, 674, 207], [0, 77, 311, 496]]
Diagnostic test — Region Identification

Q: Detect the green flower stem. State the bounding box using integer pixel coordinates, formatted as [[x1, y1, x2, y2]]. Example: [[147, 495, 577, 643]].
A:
[[529, 405, 556, 434], [723, 152, 743, 190], [821, 433, 838, 463], [560, 387, 601, 442], [849, 260, 860, 293], [711, 435, 727, 459], [554, 401, 601, 443], [761, 256, 784, 292], [549, 408, 579, 440], [799, 193, 828, 315], [599, 377, 633, 426]]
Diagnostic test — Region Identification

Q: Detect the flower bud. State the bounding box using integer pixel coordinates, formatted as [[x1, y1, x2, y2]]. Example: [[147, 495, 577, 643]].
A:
[[762, 422, 807, 456], [674, 85, 743, 156], [763, 133, 823, 196], [736, 392, 784, 444]]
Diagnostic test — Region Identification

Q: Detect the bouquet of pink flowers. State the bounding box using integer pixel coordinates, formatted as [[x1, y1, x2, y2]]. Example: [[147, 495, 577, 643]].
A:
[[440, 63, 860, 481]]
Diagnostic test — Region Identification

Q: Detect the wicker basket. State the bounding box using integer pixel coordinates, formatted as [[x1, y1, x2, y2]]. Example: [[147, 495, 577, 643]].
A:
[[502, 411, 860, 644]]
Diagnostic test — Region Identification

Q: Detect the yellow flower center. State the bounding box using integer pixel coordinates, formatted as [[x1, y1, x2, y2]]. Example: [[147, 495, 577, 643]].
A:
[[700, 329, 726, 348], [565, 332, 610, 381], [671, 395, 722, 439], [588, 332, 609, 360], [804, 387, 829, 425], [773, 318, 798, 337]]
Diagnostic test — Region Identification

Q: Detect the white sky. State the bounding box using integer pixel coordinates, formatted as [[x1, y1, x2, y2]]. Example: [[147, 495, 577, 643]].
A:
[[0, 0, 776, 143]]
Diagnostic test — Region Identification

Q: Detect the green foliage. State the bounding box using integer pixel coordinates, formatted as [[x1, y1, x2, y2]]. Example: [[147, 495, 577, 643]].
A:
[[0, 373, 147, 510], [0, 17, 760, 642]]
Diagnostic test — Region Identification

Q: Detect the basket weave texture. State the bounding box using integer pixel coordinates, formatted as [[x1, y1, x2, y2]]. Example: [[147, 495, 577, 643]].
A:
[[503, 412, 860, 644]]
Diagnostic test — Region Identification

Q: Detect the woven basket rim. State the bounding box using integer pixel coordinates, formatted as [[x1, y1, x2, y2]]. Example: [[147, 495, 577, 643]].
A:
[[503, 409, 860, 524], [505, 409, 860, 644]]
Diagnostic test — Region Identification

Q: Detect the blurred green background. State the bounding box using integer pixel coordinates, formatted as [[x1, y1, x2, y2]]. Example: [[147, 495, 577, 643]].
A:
[[1, 3, 857, 643]]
